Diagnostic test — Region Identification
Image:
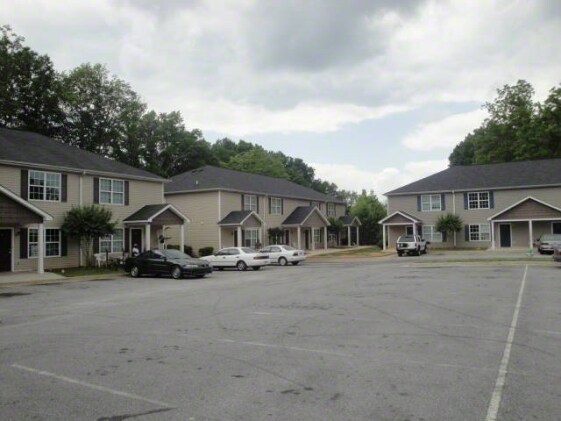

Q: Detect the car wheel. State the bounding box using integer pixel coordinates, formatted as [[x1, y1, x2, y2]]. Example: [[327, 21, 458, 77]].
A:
[[252, 266, 261, 271], [538, 249, 544, 255], [397, 252, 403, 257], [130, 265, 140, 278], [236, 261, 247, 271], [278, 257, 288, 266], [217, 267, 224, 271], [291, 261, 300, 266], [171, 265, 182, 279]]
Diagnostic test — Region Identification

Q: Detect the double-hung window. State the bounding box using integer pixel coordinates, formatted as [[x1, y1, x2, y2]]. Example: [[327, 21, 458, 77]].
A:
[[327, 203, 335, 217], [468, 192, 489, 209], [99, 229, 124, 253], [469, 224, 490, 241], [29, 171, 61, 201], [28, 228, 61, 257], [100, 178, 124, 205], [422, 225, 442, 242], [310, 201, 321, 210], [313, 228, 321, 244], [244, 195, 257, 212], [270, 197, 282, 215], [421, 194, 441, 211], [243, 228, 259, 248]]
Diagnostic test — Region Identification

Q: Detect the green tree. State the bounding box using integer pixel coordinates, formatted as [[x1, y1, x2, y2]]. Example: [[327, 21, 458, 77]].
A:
[[0, 25, 64, 136], [350, 190, 387, 246], [435, 213, 463, 246], [61, 205, 116, 266], [226, 149, 289, 178], [327, 217, 344, 242]]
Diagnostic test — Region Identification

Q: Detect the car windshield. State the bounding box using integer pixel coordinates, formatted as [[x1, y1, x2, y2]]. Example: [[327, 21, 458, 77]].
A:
[[161, 249, 189, 259], [541, 234, 561, 241], [241, 247, 256, 254], [282, 246, 296, 250], [399, 236, 415, 242]]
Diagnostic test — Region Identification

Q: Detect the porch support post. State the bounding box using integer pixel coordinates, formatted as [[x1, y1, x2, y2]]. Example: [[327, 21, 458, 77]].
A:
[[37, 223, 44, 274], [348, 226, 351, 246], [311, 227, 315, 250], [180, 224, 185, 253], [528, 220, 533, 250], [356, 226, 360, 246], [383, 224, 387, 251], [218, 226, 222, 250], [237, 226, 242, 247], [413, 223, 416, 236], [145, 224, 151, 252], [491, 221, 495, 250], [324, 226, 328, 250], [297, 226, 302, 250], [258, 227, 263, 246]]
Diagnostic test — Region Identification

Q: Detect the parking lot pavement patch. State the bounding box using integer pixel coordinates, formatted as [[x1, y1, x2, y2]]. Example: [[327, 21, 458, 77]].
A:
[[0, 291, 31, 298]]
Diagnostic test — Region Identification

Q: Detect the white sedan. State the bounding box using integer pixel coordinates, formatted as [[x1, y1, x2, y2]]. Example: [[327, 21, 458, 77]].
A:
[[259, 245, 306, 266], [201, 247, 270, 271]]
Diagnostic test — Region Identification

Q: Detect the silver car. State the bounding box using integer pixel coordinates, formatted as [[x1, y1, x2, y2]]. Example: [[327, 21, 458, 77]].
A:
[[535, 234, 561, 254]]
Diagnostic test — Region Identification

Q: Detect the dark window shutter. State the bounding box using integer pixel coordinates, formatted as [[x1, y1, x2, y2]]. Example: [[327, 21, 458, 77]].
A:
[[464, 192, 468, 210], [281, 199, 284, 215], [257, 197, 260, 213], [464, 225, 470, 242], [285, 230, 289, 244], [441, 194, 446, 211], [94, 177, 99, 204], [489, 191, 494, 209], [125, 181, 130, 206], [242, 230, 246, 246], [61, 230, 68, 256], [20, 228, 28, 259], [442, 231, 447, 242], [124, 228, 130, 253], [93, 237, 99, 254], [268, 197, 271, 214], [417, 196, 421, 211], [241, 194, 245, 210], [21, 169, 29, 200], [61, 174, 68, 202]]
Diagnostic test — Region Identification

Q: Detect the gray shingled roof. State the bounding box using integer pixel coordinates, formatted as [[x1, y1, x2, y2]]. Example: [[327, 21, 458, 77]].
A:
[[0, 128, 165, 181], [124, 204, 169, 222], [282, 206, 324, 225], [386, 159, 561, 195], [339, 215, 361, 225], [165, 165, 344, 203], [218, 210, 254, 225]]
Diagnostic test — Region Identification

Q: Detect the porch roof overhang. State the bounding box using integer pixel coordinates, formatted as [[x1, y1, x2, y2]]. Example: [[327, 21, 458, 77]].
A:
[[487, 196, 561, 222], [379, 210, 421, 225], [218, 210, 264, 226], [339, 215, 362, 226], [123, 204, 190, 224], [281, 206, 330, 227], [0, 184, 53, 221]]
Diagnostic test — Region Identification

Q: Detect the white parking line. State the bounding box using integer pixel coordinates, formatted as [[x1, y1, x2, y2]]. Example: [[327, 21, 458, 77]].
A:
[[485, 264, 528, 421], [11, 364, 175, 408]]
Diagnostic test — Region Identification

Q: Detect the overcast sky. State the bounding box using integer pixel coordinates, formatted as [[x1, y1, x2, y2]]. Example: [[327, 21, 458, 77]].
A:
[[2, 0, 561, 195]]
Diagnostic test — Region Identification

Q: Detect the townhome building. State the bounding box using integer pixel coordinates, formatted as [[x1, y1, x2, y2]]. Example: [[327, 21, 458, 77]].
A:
[[165, 166, 360, 253], [380, 159, 561, 250], [0, 129, 188, 274]]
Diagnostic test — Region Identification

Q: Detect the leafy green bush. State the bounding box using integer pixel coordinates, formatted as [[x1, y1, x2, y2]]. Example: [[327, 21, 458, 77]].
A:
[[198, 246, 214, 257]]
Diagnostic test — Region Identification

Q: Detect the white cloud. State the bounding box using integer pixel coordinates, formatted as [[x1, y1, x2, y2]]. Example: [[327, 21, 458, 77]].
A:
[[311, 159, 448, 195], [402, 109, 487, 151]]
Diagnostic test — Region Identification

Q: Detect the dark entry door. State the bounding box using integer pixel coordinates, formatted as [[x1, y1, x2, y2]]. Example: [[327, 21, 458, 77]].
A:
[[499, 224, 511, 248], [131, 229, 142, 252], [553, 222, 561, 234], [0, 229, 12, 272], [304, 230, 310, 249]]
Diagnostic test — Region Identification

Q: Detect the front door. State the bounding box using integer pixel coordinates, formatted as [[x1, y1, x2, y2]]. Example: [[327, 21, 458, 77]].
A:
[[131, 229, 143, 252], [499, 224, 511, 248], [0, 229, 12, 272], [553, 222, 561, 234], [304, 230, 310, 249], [406, 226, 414, 235]]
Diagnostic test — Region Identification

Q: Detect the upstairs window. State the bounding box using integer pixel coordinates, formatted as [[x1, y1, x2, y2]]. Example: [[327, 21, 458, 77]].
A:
[[310, 201, 321, 210], [468, 192, 489, 209], [100, 178, 124, 205], [29, 171, 61, 201], [270, 197, 282, 215], [421, 194, 441, 211], [327, 203, 336, 217], [243, 194, 257, 211]]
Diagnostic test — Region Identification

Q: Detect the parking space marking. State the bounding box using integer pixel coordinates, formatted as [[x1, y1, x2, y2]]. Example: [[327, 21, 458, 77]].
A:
[[11, 363, 175, 408], [485, 264, 528, 421]]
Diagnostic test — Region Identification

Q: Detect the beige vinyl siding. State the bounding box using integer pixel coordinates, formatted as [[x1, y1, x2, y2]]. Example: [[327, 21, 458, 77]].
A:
[[166, 191, 220, 253]]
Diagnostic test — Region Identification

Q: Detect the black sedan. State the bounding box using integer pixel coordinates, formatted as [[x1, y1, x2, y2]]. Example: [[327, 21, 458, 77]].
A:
[[124, 249, 213, 279]]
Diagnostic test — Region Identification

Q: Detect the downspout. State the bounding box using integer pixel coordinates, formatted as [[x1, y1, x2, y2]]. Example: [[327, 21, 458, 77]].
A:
[[218, 190, 222, 250], [79, 172, 85, 266], [452, 190, 457, 247]]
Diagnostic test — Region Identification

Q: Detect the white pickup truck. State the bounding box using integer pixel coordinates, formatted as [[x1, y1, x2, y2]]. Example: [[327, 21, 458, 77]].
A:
[[396, 235, 428, 256]]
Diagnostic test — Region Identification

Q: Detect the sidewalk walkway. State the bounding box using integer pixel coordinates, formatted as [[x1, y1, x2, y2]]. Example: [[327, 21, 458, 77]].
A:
[[0, 271, 66, 286]]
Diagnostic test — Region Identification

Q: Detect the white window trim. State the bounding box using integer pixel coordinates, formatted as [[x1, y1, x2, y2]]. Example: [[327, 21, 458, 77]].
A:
[[311, 201, 321, 210], [420, 194, 442, 212], [422, 225, 443, 242], [313, 229, 321, 244], [467, 191, 490, 210], [327, 202, 336, 217], [270, 197, 282, 215], [28, 227, 61, 258], [244, 194, 257, 212], [99, 178, 125, 206], [28, 170, 61, 202], [99, 228, 125, 253], [469, 223, 491, 241]]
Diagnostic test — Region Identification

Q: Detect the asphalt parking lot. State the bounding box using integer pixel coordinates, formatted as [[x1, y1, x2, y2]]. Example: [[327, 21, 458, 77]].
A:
[[1, 261, 561, 420]]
